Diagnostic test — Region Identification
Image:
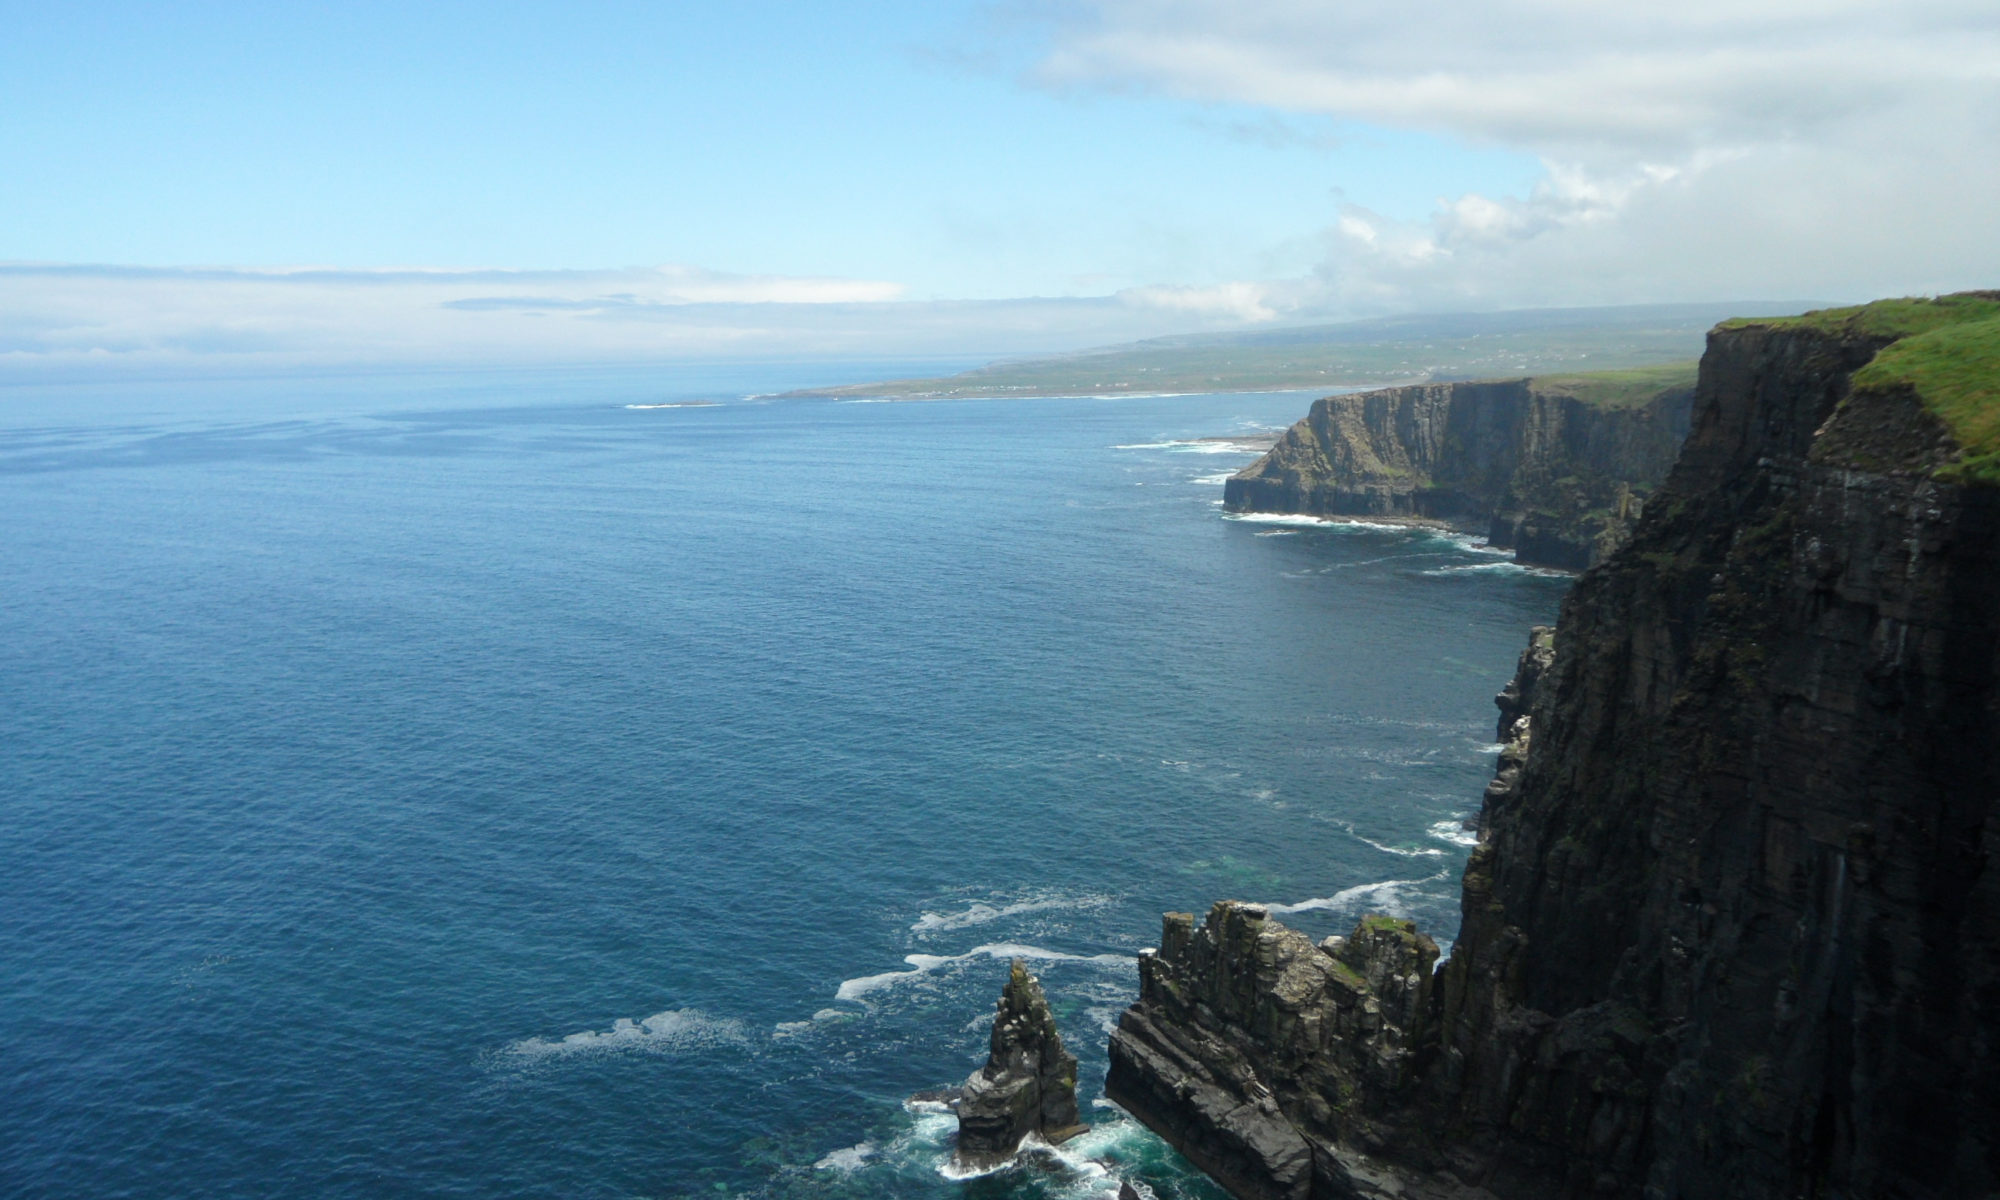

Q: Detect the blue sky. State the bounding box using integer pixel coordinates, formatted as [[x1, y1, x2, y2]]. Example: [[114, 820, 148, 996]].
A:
[[4, 1, 1996, 368], [2, 1, 1537, 297]]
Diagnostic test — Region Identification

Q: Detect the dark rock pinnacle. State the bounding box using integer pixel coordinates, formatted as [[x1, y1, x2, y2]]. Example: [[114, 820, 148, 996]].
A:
[[953, 958, 1088, 1169]]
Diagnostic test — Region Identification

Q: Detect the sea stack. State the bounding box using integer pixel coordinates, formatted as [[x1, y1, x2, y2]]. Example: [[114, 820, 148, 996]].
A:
[[953, 958, 1088, 1169]]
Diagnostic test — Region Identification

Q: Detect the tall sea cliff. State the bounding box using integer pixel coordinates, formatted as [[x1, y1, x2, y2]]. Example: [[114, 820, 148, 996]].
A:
[[1110, 296, 2000, 1198], [1224, 368, 1696, 570]]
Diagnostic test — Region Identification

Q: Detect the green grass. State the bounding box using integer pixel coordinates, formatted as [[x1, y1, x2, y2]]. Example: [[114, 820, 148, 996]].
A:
[[1528, 361, 1698, 409], [1851, 315, 2000, 484], [1725, 293, 2000, 485], [1720, 292, 2000, 339]]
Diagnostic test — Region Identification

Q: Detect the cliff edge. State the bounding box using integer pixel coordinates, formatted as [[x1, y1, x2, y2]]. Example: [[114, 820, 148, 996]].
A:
[[1111, 294, 2000, 1199], [1223, 365, 1696, 569]]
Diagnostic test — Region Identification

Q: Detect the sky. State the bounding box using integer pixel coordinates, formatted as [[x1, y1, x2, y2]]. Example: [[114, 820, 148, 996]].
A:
[[4, 0, 1997, 372]]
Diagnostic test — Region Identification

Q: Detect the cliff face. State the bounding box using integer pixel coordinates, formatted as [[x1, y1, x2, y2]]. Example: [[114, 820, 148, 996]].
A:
[[1223, 373, 1695, 569], [1112, 305, 2000, 1198]]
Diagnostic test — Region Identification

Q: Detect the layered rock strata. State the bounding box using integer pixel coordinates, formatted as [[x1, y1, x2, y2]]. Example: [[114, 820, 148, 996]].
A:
[[1112, 303, 2000, 1198], [1224, 375, 1695, 569], [954, 959, 1088, 1168]]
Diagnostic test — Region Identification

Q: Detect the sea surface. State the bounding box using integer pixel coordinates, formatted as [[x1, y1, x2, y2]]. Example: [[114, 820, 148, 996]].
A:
[[0, 363, 1566, 1199]]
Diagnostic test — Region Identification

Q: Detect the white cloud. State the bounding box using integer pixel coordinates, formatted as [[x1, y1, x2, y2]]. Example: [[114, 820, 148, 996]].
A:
[[1011, 0, 2000, 311], [1116, 281, 1279, 321], [1028, 0, 2000, 156]]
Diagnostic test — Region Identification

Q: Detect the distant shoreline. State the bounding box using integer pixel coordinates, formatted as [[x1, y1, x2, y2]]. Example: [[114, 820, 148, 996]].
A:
[[786, 382, 1359, 402]]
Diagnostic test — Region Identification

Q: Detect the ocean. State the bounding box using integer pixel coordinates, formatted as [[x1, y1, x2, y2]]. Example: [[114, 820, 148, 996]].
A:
[[0, 363, 1566, 1199]]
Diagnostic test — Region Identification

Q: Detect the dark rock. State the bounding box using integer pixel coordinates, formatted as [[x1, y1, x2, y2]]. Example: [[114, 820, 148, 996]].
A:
[[1112, 304, 2000, 1198], [1222, 378, 1694, 570], [954, 959, 1087, 1169]]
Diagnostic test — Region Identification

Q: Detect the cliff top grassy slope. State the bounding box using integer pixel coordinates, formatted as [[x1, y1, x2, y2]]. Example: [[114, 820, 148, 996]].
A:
[[1726, 293, 2000, 484], [1527, 361, 1697, 409]]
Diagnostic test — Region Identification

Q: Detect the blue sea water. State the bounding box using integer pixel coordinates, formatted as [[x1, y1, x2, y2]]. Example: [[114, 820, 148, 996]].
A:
[[0, 364, 1565, 1199]]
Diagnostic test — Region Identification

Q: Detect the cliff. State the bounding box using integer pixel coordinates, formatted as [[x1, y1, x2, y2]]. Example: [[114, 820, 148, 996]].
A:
[[1110, 294, 2000, 1199], [1223, 365, 1697, 569]]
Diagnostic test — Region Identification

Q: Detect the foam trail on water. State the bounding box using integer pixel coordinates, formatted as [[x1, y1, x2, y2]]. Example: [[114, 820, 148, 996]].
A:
[[1343, 825, 1448, 858], [1265, 870, 1452, 918], [911, 894, 1110, 934], [836, 943, 1135, 1004], [1422, 561, 1570, 578], [501, 1008, 749, 1061]]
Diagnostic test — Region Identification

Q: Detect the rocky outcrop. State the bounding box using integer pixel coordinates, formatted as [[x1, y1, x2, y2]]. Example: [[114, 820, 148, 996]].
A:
[[1106, 904, 1465, 1200], [953, 959, 1087, 1168], [1113, 300, 2000, 1198], [1224, 374, 1695, 569]]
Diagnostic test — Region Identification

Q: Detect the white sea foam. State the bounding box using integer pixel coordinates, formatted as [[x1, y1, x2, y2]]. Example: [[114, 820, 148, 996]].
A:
[[1422, 561, 1569, 578], [1423, 561, 1531, 576], [1253, 528, 1299, 537], [1345, 827, 1448, 859], [814, 1142, 875, 1172], [1430, 530, 1513, 556], [622, 402, 716, 409], [911, 894, 1110, 934], [502, 1008, 749, 1061], [1223, 512, 1419, 533], [772, 1008, 852, 1038], [1112, 439, 1267, 455], [1189, 471, 1235, 485], [1428, 819, 1480, 848], [835, 943, 1135, 1004], [1222, 511, 1331, 527], [1265, 870, 1451, 918]]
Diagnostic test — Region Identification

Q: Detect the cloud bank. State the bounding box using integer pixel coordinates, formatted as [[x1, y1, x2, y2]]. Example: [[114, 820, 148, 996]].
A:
[[1020, 0, 2000, 313], [0, 263, 1283, 375]]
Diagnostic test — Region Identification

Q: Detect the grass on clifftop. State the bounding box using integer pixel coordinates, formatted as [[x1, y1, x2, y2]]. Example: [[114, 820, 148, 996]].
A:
[[1728, 293, 2000, 485], [1852, 315, 2000, 485], [1528, 361, 1698, 409], [1720, 292, 2000, 340]]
